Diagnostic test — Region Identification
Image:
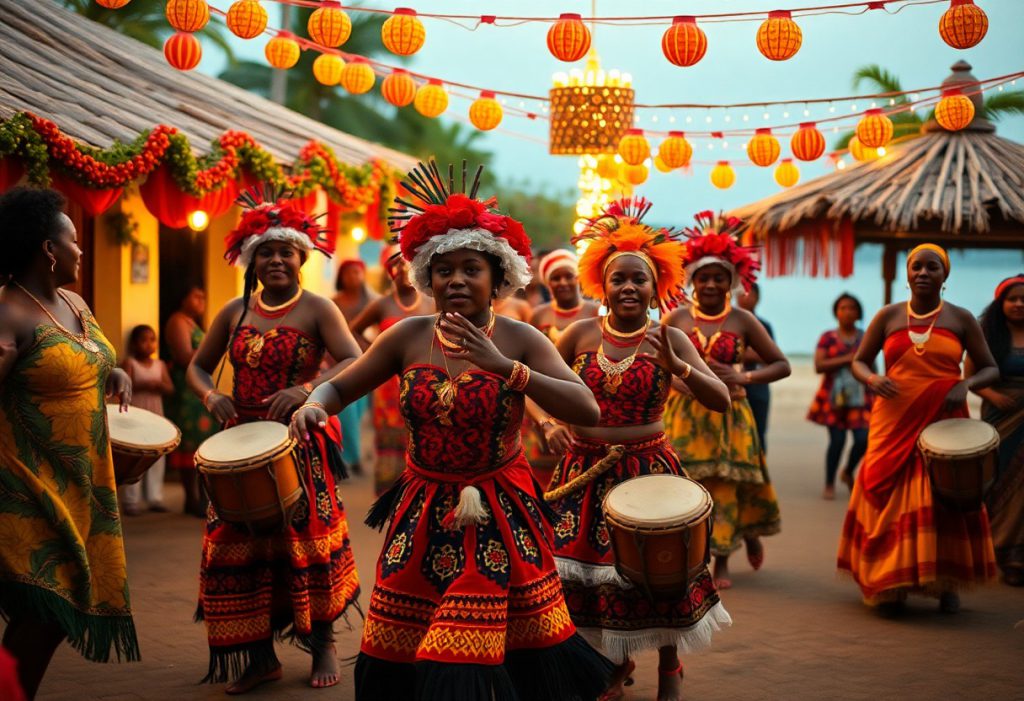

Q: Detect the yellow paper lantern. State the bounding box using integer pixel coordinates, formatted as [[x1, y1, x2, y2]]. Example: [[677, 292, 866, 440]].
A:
[[166, 0, 209, 33], [308, 1, 352, 48], [658, 131, 692, 168], [756, 10, 802, 61], [622, 163, 649, 185], [653, 156, 673, 174], [939, 0, 988, 50], [617, 129, 651, 166], [381, 69, 417, 107], [856, 109, 893, 149], [710, 161, 735, 189], [226, 0, 267, 40], [848, 136, 880, 162], [790, 122, 826, 161], [469, 91, 503, 131], [547, 13, 591, 63], [339, 57, 376, 94], [265, 32, 300, 69], [747, 128, 781, 167], [312, 54, 344, 86], [774, 158, 800, 188], [596, 155, 619, 180], [96, 0, 131, 8], [414, 78, 448, 118], [382, 7, 426, 56], [934, 90, 975, 131], [662, 16, 707, 68]]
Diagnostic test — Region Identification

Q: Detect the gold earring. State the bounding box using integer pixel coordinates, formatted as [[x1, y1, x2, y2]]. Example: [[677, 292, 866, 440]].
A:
[[49, 255, 57, 274]]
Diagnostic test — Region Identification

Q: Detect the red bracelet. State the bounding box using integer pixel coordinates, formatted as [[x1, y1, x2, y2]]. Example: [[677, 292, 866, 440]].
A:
[[507, 361, 531, 392]]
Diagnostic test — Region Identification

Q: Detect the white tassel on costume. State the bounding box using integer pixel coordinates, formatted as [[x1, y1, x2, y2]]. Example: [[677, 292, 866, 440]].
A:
[[449, 485, 489, 528]]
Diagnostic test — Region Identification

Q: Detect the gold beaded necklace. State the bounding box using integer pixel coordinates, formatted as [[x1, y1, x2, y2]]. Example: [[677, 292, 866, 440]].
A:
[[13, 282, 100, 353], [596, 316, 650, 394]]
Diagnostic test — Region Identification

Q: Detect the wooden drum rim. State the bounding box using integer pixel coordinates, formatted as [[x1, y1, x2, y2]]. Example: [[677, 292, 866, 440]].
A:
[[195, 438, 296, 471], [603, 500, 713, 535]]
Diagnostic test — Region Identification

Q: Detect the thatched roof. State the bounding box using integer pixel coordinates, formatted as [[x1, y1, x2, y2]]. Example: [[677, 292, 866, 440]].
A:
[[0, 0, 416, 170]]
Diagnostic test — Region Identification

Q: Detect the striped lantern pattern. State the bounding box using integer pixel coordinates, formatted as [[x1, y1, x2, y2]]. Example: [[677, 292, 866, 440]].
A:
[[382, 8, 426, 56], [469, 91, 503, 131], [848, 136, 880, 162], [622, 163, 649, 185], [308, 2, 352, 48], [382, 69, 417, 107], [265, 33, 300, 69], [166, 0, 209, 33], [547, 13, 591, 62], [939, 0, 988, 49], [662, 16, 707, 67], [855, 109, 893, 148], [312, 54, 344, 86], [96, 0, 131, 7], [340, 57, 376, 94], [774, 158, 800, 187], [164, 32, 202, 71], [226, 0, 268, 39], [414, 79, 448, 117], [617, 129, 651, 166], [747, 128, 781, 167], [658, 132, 693, 168], [756, 10, 802, 61], [710, 161, 736, 189], [934, 90, 975, 131], [790, 122, 826, 161]]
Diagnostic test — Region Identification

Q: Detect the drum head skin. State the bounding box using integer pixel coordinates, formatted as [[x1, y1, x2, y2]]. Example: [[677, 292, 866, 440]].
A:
[[106, 404, 180, 449], [604, 474, 711, 528], [919, 418, 999, 457], [197, 421, 290, 465]]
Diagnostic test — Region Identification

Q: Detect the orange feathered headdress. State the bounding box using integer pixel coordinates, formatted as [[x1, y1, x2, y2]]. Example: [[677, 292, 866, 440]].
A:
[[572, 197, 687, 310]]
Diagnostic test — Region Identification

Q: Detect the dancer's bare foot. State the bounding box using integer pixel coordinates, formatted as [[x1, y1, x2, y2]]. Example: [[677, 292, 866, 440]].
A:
[[310, 642, 340, 689], [822, 484, 836, 500], [656, 661, 684, 701], [598, 658, 635, 701], [745, 536, 764, 571], [225, 664, 282, 695], [713, 556, 732, 589]]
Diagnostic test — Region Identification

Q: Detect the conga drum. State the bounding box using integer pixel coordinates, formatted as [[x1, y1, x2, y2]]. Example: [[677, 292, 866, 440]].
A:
[[195, 421, 303, 533], [106, 405, 181, 485], [918, 418, 999, 509], [603, 474, 714, 598]]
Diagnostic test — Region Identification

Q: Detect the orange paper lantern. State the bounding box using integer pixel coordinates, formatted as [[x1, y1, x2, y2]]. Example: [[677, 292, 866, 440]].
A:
[[226, 0, 267, 39], [774, 158, 800, 188], [308, 2, 352, 48], [848, 136, 880, 162], [939, 0, 988, 49], [856, 108, 893, 148], [96, 0, 131, 7], [414, 79, 448, 117], [469, 91, 503, 131], [340, 56, 376, 94], [547, 13, 591, 63], [382, 69, 417, 107], [653, 156, 673, 174], [596, 155, 619, 180], [312, 54, 344, 86], [164, 32, 202, 71], [747, 128, 781, 167], [617, 129, 651, 166], [710, 161, 735, 189], [756, 10, 802, 61], [622, 163, 649, 185], [166, 0, 209, 33], [382, 8, 426, 56], [934, 90, 975, 131], [662, 16, 707, 68], [790, 122, 826, 161], [265, 32, 300, 69], [658, 131, 692, 168]]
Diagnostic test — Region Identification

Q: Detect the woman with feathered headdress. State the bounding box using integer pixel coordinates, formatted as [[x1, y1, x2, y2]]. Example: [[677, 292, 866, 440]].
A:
[[662, 211, 790, 591]]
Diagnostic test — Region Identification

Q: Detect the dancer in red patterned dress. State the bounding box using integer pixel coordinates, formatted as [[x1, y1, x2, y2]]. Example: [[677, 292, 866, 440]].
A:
[[537, 199, 732, 701], [187, 190, 362, 694], [292, 161, 614, 700]]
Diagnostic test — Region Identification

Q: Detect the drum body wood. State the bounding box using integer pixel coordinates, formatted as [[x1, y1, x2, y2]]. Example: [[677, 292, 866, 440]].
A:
[[106, 405, 180, 485], [196, 422, 303, 533], [603, 474, 714, 598], [918, 418, 999, 509]]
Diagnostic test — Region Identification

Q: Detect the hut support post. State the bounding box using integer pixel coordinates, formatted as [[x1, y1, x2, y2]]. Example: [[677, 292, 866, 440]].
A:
[[882, 244, 898, 305]]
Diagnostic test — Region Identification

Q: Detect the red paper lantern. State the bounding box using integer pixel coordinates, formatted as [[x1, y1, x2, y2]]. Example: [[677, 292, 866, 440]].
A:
[[856, 108, 893, 149], [226, 0, 267, 40], [414, 79, 448, 117], [774, 158, 800, 188], [95, 0, 131, 8], [710, 161, 735, 189], [308, 2, 352, 48], [747, 128, 781, 167], [662, 16, 707, 68], [166, 0, 209, 33], [658, 132, 693, 168], [547, 13, 591, 63], [381, 69, 416, 107], [265, 32, 301, 70], [50, 171, 123, 217], [164, 32, 202, 71], [469, 91, 503, 131], [934, 90, 975, 131], [617, 129, 651, 166], [339, 57, 375, 94], [382, 8, 426, 56], [0, 158, 25, 193], [756, 10, 802, 61], [939, 0, 988, 50], [312, 54, 344, 86], [790, 122, 826, 161]]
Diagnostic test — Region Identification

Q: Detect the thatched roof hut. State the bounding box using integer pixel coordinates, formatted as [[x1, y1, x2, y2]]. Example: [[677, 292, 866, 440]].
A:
[[732, 61, 1024, 301]]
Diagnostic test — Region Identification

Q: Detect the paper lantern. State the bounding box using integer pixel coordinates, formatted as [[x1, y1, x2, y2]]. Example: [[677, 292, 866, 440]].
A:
[[790, 122, 826, 161], [312, 54, 344, 86], [747, 128, 780, 167], [265, 32, 300, 69], [308, 2, 351, 47], [596, 155, 619, 180], [96, 0, 131, 8], [710, 161, 735, 189], [934, 90, 975, 131], [848, 136, 880, 162], [856, 108, 893, 148], [939, 0, 988, 49], [340, 56, 375, 94], [382, 8, 425, 56], [414, 78, 448, 117], [549, 66, 636, 155], [166, 0, 209, 33], [774, 159, 800, 188], [622, 163, 649, 185], [756, 10, 802, 61], [662, 16, 707, 67], [547, 13, 591, 63], [164, 32, 202, 71], [617, 129, 650, 166], [657, 132, 692, 168], [469, 91, 503, 131], [381, 69, 416, 107], [226, 0, 267, 39], [653, 156, 673, 174]]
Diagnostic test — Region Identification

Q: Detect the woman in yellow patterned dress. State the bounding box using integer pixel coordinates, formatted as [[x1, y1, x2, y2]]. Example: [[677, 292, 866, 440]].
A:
[[0, 188, 136, 700]]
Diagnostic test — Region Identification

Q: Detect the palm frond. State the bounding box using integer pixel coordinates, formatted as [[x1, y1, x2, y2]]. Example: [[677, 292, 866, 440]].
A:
[[981, 90, 1024, 122], [852, 65, 905, 98]]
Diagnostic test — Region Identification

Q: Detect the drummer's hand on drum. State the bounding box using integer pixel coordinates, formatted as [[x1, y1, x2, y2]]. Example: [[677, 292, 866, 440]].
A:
[[206, 391, 238, 424], [105, 368, 132, 412], [867, 373, 898, 399], [290, 404, 328, 444], [943, 381, 970, 412], [263, 386, 309, 422]]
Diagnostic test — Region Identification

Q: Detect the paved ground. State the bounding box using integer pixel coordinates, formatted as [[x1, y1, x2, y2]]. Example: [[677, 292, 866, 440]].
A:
[[19, 362, 1024, 700]]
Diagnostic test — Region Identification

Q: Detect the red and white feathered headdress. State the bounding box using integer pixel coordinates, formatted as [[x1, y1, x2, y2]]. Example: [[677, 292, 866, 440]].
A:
[[388, 160, 532, 297], [224, 185, 333, 267], [680, 210, 760, 297]]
